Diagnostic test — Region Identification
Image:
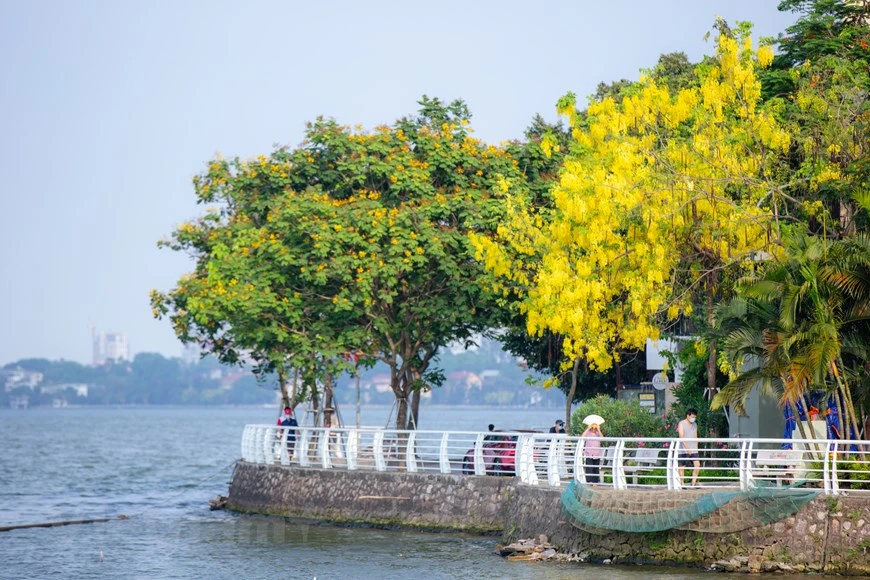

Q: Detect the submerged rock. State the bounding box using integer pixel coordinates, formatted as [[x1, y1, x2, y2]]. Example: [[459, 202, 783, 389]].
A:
[[209, 495, 228, 510], [497, 538, 560, 561]]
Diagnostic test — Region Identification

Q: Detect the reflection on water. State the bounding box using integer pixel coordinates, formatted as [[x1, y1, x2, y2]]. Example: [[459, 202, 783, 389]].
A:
[[0, 406, 830, 579]]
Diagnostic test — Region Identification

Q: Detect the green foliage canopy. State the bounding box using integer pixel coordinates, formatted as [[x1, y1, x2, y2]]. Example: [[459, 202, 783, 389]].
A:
[[152, 97, 526, 428]]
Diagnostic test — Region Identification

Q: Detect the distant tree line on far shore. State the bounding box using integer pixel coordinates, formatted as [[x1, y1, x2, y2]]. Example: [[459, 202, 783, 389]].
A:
[[1, 337, 566, 409]]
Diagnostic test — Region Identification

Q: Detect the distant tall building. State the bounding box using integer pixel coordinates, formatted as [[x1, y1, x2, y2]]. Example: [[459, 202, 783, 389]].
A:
[[91, 325, 101, 365], [90, 325, 131, 365], [104, 332, 130, 362], [182, 343, 202, 365]]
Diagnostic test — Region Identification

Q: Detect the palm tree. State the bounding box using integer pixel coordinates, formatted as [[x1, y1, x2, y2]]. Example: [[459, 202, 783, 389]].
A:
[[823, 232, 870, 433], [712, 231, 869, 445], [711, 294, 822, 443]]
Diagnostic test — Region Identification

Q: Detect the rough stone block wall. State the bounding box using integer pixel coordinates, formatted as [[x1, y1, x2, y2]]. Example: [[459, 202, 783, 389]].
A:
[[505, 485, 870, 575], [227, 461, 513, 532]]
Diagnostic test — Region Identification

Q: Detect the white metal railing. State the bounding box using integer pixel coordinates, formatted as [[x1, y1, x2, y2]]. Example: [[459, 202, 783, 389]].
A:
[[241, 425, 870, 496]]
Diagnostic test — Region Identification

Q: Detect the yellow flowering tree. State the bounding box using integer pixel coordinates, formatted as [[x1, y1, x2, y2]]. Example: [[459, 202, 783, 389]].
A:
[[473, 31, 792, 394]]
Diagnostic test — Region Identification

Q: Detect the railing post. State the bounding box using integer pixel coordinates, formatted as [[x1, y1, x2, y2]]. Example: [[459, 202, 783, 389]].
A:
[[574, 438, 586, 484], [831, 443, 840, 495], [823, 442, 831, 495], [406, 431, 418, 473], [473, 433, 485, 476], [547, 436, 561, 487], [321, 428, 332, 469], [666, 439, 679, 490], [279, 427, 289, 466], [253, 427, 262, 463], [738, 440, 752, 490], [298, 428, 311, 467], [241, 426, 252, 461], [439, 432, 450, 474], [613, 440, 627, 490], [517, 434, 538, 485], [259, 427, 271, 464], [557, 437, 569, 479], [373, 430, 385, 472], [347, 429, 359, 471], [248, 425, 257, 461]]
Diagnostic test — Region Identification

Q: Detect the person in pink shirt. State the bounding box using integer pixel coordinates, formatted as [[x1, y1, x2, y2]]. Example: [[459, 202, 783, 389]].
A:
[[582, 422, 603, 483]]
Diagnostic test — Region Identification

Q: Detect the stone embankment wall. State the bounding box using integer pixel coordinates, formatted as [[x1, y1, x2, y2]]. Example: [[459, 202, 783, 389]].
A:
[[227, 461, 870, 574], [507, 486, 870, 575], [228, 461, 512, 533]]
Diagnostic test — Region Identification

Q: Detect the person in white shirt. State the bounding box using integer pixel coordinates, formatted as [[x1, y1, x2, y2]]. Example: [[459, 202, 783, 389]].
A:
[[677, 408, 700, 486]]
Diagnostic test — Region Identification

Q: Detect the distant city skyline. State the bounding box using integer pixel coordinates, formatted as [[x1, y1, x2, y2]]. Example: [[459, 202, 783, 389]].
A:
[[0, 1, 798, 365]]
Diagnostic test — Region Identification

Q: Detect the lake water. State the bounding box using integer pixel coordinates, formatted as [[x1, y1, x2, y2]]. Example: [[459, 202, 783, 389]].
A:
[[0, 405, 820, 579]]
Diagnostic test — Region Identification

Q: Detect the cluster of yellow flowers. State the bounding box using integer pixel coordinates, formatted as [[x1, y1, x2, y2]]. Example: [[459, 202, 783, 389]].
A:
[[475, 34, 787, 371]]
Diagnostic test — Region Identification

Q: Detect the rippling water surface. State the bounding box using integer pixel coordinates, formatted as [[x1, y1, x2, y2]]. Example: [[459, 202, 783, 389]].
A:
[[1, 406, 821, 579]]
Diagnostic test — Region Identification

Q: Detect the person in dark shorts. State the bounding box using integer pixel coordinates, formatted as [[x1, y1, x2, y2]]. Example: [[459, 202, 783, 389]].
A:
[[677, 408, 700, 486], [278, 406, 298, 458]]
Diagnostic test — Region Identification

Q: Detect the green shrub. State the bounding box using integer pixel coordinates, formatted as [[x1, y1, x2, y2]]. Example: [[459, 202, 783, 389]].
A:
[[572, 395, 665, 438], [634, 467, 739, 486], [801, 457, 870, 489], [836, 459, 870, 489]]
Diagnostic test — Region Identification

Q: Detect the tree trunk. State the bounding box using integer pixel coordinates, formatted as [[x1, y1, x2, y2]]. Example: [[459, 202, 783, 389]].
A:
[[323, 372, 334, 428], [278, 369, 289, 408], [840, 200, 856, 236], [565, 356, 581, 434], [788, 398, 816, 459], [396, 396, 408, 432], [409, 388, 420, 430], [388, 361, 405, 430], [291, 368, 299, 412], [393, 364, 408, 431], [835, 358, 861, 441], [614, 359, 623, 392], [706, 274, 718, 399], [801, 393, 821, 439], [834, 386, 847, 440], [310, 381, 320, 427], [833, 359, 864, 459]]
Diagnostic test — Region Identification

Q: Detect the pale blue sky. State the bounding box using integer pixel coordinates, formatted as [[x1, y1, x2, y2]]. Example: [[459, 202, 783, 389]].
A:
[[0, 1, 798, 365]]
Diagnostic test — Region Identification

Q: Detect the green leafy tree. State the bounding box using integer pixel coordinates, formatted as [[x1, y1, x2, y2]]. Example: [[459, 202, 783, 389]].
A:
[[152, 97, 526, 429], [762, 0, 870, 98], [131, 353, 182, 404], [760, 0, 870, 236]]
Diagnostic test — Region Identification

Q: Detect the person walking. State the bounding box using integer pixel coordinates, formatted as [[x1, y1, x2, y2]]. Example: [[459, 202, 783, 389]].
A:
[[677, 408, 700, 486], [548, 419, 566, 434], [581, 422, 603, 483], [278, 406, 298, 459]]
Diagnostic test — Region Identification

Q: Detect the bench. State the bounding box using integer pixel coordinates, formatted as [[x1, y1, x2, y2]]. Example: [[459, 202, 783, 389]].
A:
[[623, 447, 664, 484], [752, 449, 800, 485]]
